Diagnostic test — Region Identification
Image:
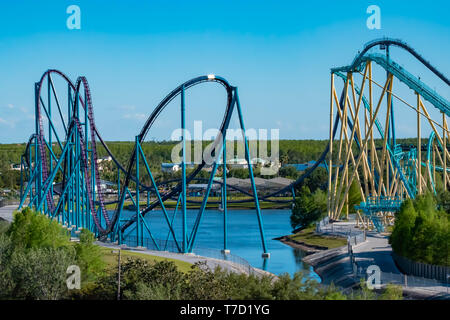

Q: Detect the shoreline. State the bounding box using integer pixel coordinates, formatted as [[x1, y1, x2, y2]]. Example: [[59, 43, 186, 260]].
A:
[[276, 232, 355, 288], [275, 235, 329, 253]]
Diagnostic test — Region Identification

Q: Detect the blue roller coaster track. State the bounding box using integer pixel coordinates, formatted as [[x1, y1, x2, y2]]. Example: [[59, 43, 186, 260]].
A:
[[19, 37, 450, 256]]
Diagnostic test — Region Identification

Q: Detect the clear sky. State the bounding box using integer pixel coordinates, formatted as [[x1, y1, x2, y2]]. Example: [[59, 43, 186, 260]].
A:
[[0, 0, 449, 143]]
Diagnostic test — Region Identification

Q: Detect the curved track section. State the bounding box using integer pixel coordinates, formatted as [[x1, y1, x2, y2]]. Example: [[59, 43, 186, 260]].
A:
[[112, 76, 235, 235], [33, 70, 118, 233]]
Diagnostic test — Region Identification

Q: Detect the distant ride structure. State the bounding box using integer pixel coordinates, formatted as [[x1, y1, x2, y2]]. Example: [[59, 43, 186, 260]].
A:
[[327, 38, 450, 231]]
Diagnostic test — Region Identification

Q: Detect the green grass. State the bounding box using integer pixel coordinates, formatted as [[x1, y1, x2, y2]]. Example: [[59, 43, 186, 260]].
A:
[[98, 246, 192, 273], [384, 225, 394, 234], [288, 226, 347, 249]]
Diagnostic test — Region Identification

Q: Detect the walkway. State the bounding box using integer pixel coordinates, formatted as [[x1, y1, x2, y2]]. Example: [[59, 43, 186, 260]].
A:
[[352, 232, 449, 298], [97, 241, 273, 278], [305, 220, 449, 299], [352, 231, 400, 273], [0, 205, 17, 223]]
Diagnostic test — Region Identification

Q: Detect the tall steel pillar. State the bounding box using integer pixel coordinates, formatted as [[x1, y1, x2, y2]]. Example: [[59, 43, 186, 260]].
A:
[[222, 140, 229, 254], [135, 135, 141, 247], [181, 85, 188, 253], [234, 87, 269, 258]]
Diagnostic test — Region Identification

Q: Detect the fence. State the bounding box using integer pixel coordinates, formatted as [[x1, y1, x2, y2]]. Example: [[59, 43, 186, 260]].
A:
[[392, 252, 449, 283], [352, 268, 449, 294], [194, 247, 256, 276], [0, 199, 19, 208], [120, 235, 180, 253], [317, 221, 362, 237], [348, 232, 366, 246], [348, 242, 449, 294], [117, 235, 257, 276], [315, 216, 330, 232], [316, 217, 366, 246]]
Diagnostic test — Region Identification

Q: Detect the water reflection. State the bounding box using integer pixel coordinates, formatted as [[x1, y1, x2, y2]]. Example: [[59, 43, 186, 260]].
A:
[[292, 247, 312, 270]]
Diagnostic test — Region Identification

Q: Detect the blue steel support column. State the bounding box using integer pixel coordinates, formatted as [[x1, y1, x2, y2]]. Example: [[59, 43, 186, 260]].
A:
[[187, 85, 238, 253], [117, 168, 120, 204], [48, 76, 53, 211], [234, 87, 269, 257], [222, 137, 228, 253], [35, 83, 41, 210], [181, 85, 187, 253], [37, 133, 73, 212], [136, 142, 182, 252], [67, 84, 71, 227], [29, 139, 33, 207], [164, 193, 182, 250], [20, 156, 24, 202], [188, 152, 224, 252], [135, 136, 141, 247], [75, 92, 80, 230], [84, 89, 89, 230]]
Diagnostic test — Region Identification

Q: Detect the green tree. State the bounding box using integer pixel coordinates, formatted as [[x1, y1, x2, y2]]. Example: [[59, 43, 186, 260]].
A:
[[279, 166, 298, 179], [290, 186, 327, 230], [74, 229, 105, 283], [390, 192, 449, 266], [0, 232, 15, 299], [7, 207, 70, 250]]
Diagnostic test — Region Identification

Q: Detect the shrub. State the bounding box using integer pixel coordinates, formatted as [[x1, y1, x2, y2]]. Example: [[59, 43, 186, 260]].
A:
[[389, 192, 450, 266], [9, 247, 75, 300]]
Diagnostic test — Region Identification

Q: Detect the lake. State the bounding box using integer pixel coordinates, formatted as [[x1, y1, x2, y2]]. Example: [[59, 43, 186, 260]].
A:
[[118, 209, 320, 281]]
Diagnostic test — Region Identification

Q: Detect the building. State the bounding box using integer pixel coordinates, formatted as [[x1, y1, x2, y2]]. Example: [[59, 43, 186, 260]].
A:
[[96, 156, 112, 163], [10, 164, 21, 171], [161, 163, 181, 173], [283, 161, 327, 171], [227, 158, 248, 169]]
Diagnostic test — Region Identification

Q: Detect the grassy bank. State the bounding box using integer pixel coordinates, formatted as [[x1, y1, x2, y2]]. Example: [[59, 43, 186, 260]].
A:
[[287, 226, 347, 249], [98, 246, 192, 273]]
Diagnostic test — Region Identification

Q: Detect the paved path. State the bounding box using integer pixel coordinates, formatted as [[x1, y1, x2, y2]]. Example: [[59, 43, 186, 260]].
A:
[[352, 231, 400, 273], [308, 220, 449, 298], [97, 241, 274, 278], [352, 232, 449, 298], [0, 205, 17, 223]]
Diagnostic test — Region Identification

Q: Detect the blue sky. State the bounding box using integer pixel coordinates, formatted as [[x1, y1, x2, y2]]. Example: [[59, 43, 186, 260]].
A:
[[0, 0, 449, 143]]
